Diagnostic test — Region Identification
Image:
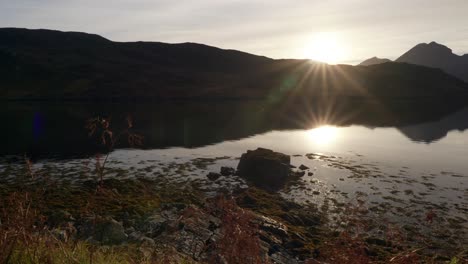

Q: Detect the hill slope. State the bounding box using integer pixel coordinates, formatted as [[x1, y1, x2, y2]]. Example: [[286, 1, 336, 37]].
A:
[[1, 28, 467, 101]]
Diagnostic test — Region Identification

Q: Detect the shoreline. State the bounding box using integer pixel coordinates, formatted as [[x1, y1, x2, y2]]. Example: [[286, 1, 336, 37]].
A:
[[0, 151, 466, 263]]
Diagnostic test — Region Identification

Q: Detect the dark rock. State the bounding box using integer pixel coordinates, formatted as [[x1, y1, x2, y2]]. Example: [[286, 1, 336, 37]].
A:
[[208, 220, 218, 231], [140, 236, 156, 247], [51, 229, 69, 242], [79, 217, 127, 245], [143, 206, 182, 237], [280, 211, 320, 227], [125, 226, 135, 234], [278, 200, 302, 211], [207, 172, 221, 181], [128, 231, 144, 241], [88, 218, 127, 245], [99, 219, 127, 245], [299, 164, 309, 170], [220, 166, 235, 176], [292, 170, 306, 177], [284, 239, 305, 249], [280, 214, 304, 226], [289, 212, 319, 226], [433, 255, 453, 262], [255, 215, 288, 238], [240, 194, 257, 207], [237, 148, 291, 190], [144, 214, 168, 237], [48, 210, 74, 227], [308, 172, 314, 176], [162, 202, 187, 211], [155, 206, 220, 260], [365, 237, 390, 247], [271, 251, 301, 264], [268, 244, 282, 255], [364, 247, 378, 257]]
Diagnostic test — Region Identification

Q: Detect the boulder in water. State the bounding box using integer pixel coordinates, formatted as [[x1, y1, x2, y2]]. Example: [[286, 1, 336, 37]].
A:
[[207, 172, 221, 181], [220, 166, 236, 176], [237, 148, 291, 190]]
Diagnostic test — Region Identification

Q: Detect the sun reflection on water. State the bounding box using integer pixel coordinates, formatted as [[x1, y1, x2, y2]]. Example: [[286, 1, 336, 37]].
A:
[[307, 125, 339, 145]]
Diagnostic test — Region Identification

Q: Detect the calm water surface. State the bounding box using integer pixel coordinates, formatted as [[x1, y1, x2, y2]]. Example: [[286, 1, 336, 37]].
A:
[[164, 123, 468, 172]]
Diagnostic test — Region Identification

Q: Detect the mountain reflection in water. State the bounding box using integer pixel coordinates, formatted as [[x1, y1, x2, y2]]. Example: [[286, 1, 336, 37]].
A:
[[1, 98, 467, 160]]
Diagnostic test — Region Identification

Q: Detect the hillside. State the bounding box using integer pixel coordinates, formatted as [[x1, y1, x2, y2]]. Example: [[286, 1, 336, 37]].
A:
[[1, 28, 468, 101]]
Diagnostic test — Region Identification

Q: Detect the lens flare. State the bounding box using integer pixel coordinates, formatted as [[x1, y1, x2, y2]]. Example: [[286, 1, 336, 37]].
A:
[[307, 125, 339, 145]]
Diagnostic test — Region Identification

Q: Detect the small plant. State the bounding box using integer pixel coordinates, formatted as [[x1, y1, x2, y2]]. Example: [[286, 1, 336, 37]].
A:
[[208, 195, 265, 264], [86, 115, 143, 188]]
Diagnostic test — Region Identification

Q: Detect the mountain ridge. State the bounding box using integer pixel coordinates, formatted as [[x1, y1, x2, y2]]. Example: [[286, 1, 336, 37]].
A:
[[360, 41, 468, 82], [1, 28, 468, 102]]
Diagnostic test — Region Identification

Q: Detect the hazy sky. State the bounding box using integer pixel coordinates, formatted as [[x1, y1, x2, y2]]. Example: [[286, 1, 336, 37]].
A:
[[2, 0, 468, 64]]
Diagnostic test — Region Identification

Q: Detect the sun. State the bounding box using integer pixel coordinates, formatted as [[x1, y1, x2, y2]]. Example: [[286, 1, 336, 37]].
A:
[[303, 32, 347, 64], [307, 125, 339, 145]]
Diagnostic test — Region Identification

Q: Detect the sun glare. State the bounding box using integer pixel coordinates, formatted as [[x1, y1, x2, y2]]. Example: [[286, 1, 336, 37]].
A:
[[303, 32, 347, 64], [307, 125, 339, 145]]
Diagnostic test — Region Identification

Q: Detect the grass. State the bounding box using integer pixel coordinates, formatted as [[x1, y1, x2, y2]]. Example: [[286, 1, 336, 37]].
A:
[[0, 180, 202, 264], [0, 177, 466, 263], [0, 191, 129, 264]]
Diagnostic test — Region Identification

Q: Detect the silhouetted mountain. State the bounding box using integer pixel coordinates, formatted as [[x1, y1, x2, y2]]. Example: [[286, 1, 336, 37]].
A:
[[396, 41, 468, 82], [359, 57, 391, 66], [1, 28, 468, 101]]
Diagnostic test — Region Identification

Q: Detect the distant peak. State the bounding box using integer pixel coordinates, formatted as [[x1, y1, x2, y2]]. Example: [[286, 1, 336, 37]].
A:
[[427, 41, 447, 47], [396, 41, 455, 64], [359, 56, 391, 66], [417, 41, 453, 53], [395, 41, 468, 82]]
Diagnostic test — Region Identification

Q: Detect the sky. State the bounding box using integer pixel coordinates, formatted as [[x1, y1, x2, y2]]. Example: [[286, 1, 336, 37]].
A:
[[1, 0, 468, 64]]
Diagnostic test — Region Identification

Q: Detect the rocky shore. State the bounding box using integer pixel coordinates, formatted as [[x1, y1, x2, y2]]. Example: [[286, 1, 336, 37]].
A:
[[0, 148, 466, 263]]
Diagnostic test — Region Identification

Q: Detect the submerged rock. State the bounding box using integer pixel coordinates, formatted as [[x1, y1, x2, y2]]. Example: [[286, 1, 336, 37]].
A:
[[299, 164, 309, 170], [292, 170, 306, 177], [207, 172, 221, 181], [220, 166, 236, 176], [237, 148, 291, 190]]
